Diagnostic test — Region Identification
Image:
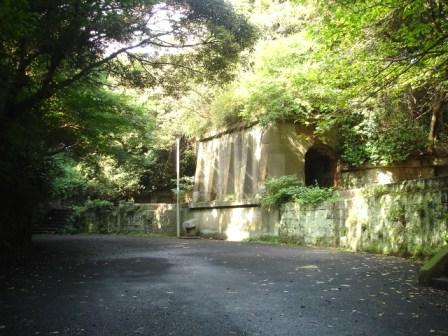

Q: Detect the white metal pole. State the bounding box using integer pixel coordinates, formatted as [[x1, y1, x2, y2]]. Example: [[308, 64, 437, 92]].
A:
[[176, 138, 180, 238]]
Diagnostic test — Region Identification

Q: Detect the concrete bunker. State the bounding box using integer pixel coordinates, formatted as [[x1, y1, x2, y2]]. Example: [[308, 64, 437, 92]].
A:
[[304, 145, 337, 187], [187, 122, 322, 240], [185, 121, 448, 241]]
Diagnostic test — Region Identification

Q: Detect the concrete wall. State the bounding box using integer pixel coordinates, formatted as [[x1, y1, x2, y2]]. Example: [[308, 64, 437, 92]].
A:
[[188, 122, 315, 238], [189, 122, 448, 248], [190, 122, 320, 237], [187, 201, 279, 241], [192, 122, 316, 203], [340, 158, 448, 188], [78, 203, 179, 234], [280, 177, 448, 257]]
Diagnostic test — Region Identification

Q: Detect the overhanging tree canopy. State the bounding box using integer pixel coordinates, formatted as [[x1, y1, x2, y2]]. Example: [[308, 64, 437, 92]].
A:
[[312, 0, 448, 148], [0, 0, 255, 249], [0, 0, 255, 123]]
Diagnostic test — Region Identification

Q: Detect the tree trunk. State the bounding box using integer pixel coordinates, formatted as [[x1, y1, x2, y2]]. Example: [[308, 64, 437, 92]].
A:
[[428, 93, 445, 152]]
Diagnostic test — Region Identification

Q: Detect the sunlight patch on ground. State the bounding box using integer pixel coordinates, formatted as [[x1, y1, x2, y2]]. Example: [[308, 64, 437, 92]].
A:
[[296, 265, 319, 269]]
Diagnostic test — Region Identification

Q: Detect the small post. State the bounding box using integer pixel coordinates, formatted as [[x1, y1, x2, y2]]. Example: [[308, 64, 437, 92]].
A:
[[176, 137, 181, 238]]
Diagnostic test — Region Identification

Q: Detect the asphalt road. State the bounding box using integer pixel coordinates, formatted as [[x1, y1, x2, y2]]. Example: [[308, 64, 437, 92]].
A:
[[0, 235, 447, 336]]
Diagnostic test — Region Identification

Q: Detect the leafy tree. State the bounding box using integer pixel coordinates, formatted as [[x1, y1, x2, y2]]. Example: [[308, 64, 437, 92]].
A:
[[0, 0, 255, 122], [46, 80, 156, 203], [174, 2, 341, 137], [311, 0, 448, 150], [0, 0, 255, 249], [181, 0, 444, 166]]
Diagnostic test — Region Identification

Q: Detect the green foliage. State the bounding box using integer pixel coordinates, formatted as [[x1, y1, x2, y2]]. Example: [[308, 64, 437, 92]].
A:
[[260, 175, 302, 207], [0, 0, 254, 247], [171, 176, 195, 194], [45, 79, 154, 155], [209, 86, 246, 126], [77, 199, 114, 214], [338, 114, 370, 166], [139, 139, 196, 195], [242, 75, 312, 125], [49, 154, 88, 205], [44, 80, 162, 205], [0, 0, 255, 116], [173, 3, 323, 135], [260, 175, 336, 207], [364, 117, 427, 165], [387, 202, 407, 225], [244, 234, 304, 246], [49, 139, 197, 206], [73, 199, 115, 234], [179, 0, 446, 167], [293, 185, 338, 207], [339, 110, 428, 166], [313, 0, 448, 89], [312, 0, 448, 149]]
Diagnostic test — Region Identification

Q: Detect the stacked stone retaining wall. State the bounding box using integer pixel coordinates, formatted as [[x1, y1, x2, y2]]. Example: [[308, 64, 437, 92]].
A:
[[280, 177, 448, 257], [78, 203, 181, 235]]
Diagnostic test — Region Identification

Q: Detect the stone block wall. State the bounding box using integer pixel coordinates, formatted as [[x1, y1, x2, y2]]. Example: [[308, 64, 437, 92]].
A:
[[279, 203, 344, 247], [280, 177, 448, 257], [340, 158, 448, 188], [78, 203, 179, 235]]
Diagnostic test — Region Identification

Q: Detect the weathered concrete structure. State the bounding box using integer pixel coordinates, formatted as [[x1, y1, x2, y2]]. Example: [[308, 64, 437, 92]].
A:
[[188, 122, 338, 239], [340, 157, 448, 188], [187, 122, 448, 246], [193, 123, 311, 202]]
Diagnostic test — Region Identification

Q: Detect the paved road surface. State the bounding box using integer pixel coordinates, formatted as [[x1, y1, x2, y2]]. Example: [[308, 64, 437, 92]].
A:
[[1, 235, 447, 336]]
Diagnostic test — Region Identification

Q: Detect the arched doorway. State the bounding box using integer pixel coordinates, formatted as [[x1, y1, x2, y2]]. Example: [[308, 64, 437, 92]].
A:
[[305, 145, 337, 187]]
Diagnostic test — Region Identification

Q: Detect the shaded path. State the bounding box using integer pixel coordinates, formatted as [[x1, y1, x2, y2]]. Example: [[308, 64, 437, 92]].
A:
[[0, 235, 447, 336]]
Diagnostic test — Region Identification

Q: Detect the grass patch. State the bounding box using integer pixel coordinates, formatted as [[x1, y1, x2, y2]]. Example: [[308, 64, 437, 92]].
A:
[[244, 235, 304, 246], [123, 231, 177, 238]]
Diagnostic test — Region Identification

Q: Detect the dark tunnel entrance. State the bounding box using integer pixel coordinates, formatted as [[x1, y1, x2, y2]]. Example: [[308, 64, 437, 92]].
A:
[[305, 145, 337, 187]]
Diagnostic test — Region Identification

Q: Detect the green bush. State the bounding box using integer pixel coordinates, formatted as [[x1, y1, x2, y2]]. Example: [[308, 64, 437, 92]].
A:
[[339, 111, 428, 166], [260, 175, 302, 207], [171, 176, 195, 194], [293, 184, 337, 206], [260, 175, 336, 207], [73, 199, 114, 233], [81, 199, 114, 212]]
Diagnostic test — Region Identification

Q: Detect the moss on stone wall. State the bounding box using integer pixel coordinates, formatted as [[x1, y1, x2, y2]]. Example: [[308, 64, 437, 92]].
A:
[[280, 177, 448, 258], [75, 202, 178, 235]]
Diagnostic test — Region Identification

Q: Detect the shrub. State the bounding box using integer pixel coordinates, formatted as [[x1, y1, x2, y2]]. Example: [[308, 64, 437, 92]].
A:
[[171, 176, 195, 194], [260, 175, 337, 207], [293, 184, 337, 206], [73, 199, 114, 233], [260, 175, 302, 207]]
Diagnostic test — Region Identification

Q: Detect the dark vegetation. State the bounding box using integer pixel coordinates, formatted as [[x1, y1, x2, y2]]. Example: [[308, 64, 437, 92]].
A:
[[0, 0, 255, 250]]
